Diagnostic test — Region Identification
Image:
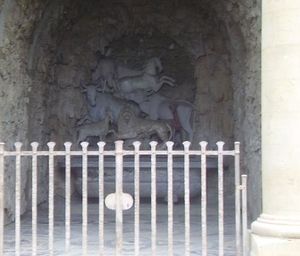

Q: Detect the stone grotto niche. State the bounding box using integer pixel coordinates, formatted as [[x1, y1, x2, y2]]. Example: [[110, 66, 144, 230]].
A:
[[46, 26, 232, 150], [47, 31, 202, 149], [22, 0, 235, 205], [29, 0, 234, 152], [0, 0, 261, 224]]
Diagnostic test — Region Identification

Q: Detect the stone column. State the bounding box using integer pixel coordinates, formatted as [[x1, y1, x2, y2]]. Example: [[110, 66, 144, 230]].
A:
[[251, 0, 300, 255]]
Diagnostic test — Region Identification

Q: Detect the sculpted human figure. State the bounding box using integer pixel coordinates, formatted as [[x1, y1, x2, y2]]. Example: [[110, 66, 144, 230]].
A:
[[78, 82, 141, 125], [91, 56, 119, 92]]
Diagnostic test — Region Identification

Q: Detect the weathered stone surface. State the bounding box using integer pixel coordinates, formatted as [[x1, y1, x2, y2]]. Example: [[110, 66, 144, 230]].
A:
[[0, 0, 261, 224]]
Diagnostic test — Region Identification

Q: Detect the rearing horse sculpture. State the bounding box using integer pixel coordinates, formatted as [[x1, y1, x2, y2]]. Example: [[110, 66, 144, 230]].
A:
[[92, 57, 176, 94], [118, 57, 176, 95]]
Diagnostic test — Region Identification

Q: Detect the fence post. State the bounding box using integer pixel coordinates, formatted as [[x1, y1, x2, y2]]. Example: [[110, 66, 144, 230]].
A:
[[241, 175, 248, 256], [0, 142, 5, 256]]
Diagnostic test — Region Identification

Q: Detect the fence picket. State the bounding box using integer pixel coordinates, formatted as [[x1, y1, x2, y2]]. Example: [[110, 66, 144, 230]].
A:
[[183, 141, 191, 256], [166, 141, 174, 256], [64, 142, 72, 254], [31, 142, 39, 256], [217, 142, 225, 256], [15, 142, 22, 256], [98, 142, 105, 256], [133, 141, 141, 256], [200, 141, 208, 256], [234, 142, 241, 256], [47, 142, 55, 256], [81, 142, 89, 256], [150, 141, 157, 256], [115, 141, 124, 256]]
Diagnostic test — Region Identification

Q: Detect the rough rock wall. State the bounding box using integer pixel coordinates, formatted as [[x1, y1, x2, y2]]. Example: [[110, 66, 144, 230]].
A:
[[0, 0, 49, 223], [231, 0, 261, 223], [209, 0, 261, 221], [194, 54, 233, 146]]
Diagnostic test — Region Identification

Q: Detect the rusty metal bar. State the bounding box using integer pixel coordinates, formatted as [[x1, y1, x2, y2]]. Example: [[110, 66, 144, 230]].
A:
[[150, 141, 157, 256], [183, 141, 191, 256], [166, 141, 174, 256], [31, 142, 39, 256], [0, 143, 4, 256], [64, 142, 72, 254], [200, 141, 208, 256], [47, 142, 55, 256], [217, 142, 225, 256], [234, 142, 241, 256], [133, 141, 141, 256], [97, 142, 105, 256], [15, 142, 22, 256], [81, 142, 89, 256], [241, 175, 248, 256], [115, 141, 124, 256]]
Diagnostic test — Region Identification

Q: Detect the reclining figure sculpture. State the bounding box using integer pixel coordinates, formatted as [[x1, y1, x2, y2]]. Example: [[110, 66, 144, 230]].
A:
[[115, 107, 173, 148]]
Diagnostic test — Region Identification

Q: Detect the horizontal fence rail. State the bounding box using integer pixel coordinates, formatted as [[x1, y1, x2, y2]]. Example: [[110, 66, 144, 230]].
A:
[[0, 140, 248, 256]]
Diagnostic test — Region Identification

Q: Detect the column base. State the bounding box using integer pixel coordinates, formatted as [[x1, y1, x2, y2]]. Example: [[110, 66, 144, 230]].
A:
[[251, 214, 300, 256]]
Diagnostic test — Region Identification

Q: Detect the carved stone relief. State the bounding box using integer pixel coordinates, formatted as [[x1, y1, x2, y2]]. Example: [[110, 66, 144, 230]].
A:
[[77, 56, 193, 149]]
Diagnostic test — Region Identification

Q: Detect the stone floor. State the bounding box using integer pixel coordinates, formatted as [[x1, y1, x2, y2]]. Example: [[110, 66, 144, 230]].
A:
[[3, 193, 237, 256], [3, 170, 238, 255]]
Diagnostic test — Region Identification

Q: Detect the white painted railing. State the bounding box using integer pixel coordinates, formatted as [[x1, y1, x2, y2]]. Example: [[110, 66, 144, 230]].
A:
[[0, 141, 248, 255]]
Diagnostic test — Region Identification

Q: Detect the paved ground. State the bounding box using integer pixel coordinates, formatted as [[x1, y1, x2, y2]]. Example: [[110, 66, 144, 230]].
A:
[[3, 173, 237, 255]]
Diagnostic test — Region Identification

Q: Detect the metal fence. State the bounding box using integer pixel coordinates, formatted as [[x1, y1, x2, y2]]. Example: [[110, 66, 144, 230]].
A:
[[0, 141, 248, 255]]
